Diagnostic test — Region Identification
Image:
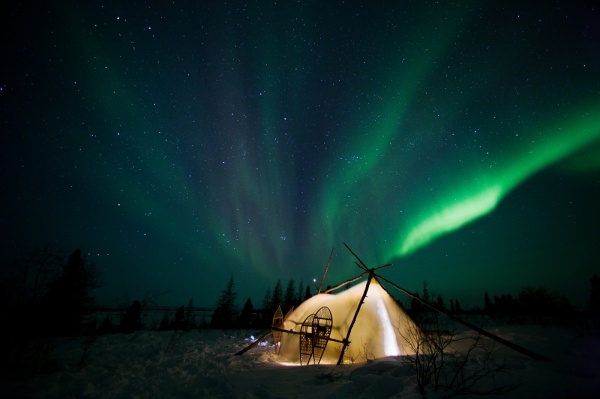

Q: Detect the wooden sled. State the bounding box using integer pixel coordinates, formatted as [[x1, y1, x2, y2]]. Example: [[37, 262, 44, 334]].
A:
[[299, 306, 332, 365]]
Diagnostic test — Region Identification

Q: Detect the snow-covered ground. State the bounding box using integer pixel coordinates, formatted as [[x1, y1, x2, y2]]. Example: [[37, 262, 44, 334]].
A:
[[1, 323, 599, 398]]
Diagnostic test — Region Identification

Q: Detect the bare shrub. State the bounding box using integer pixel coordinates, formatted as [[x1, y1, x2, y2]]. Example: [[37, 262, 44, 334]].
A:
[[401, 315, 515, 398]]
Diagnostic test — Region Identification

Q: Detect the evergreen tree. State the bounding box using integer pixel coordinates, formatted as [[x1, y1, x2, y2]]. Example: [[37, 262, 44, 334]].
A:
[[422, 281, 430, 303], [271, 280, 283, 310], [44, 249, 100, 336], [435, 294, 445, 311], [262, 287, 272, 310], [261, 287, 272, 325], [238, 297, 255, 328], [172, 305, 185, 330], [296, 279, 304, 306], [211, 276, 238, 329], [304, 284, 312, 301], [283, 279, 296, 314], [455, 299, 462, 314], [159, 311, 171, 331], [484, 292, 493, 314], [410, 292, 422, 315], [517, 286, 572, 317], [98, 315, 114, 334], [185, 297, 196, 329], [120, 299, 142, 332]]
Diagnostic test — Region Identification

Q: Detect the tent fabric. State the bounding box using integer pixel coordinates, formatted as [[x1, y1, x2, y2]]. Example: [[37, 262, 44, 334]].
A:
[[278, 278, 420, 364]]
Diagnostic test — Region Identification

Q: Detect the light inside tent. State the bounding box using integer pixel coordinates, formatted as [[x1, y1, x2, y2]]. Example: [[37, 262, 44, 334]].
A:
[[277, 278, 419, 364], [373, 285, 401, 356]]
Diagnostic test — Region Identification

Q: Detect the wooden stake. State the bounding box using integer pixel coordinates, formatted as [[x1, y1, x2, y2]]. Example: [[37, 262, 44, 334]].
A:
[[234, 331, 272, 356], [323, 271, 368, 293], [337, 272, 374, 365], [318, 247, 335, 293], [377, 275, 551, 362]]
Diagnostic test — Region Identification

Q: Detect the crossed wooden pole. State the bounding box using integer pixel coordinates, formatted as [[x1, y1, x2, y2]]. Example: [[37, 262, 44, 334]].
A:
[[236, 243, 550, 362]]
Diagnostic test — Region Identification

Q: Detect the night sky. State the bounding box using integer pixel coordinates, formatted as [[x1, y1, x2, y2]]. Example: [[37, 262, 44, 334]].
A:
[[2, 1, 599, 309]]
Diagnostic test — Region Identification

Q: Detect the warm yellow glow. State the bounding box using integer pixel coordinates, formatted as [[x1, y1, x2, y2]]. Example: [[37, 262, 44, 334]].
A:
[[277, 278, 418, 364], [373, 285, 401, 356]]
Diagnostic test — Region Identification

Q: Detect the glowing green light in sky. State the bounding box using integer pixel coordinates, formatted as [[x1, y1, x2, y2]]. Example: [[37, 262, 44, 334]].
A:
[[393, 102, 600, 258], [55, 1, 600, 302], [400, 186, 503, 256]]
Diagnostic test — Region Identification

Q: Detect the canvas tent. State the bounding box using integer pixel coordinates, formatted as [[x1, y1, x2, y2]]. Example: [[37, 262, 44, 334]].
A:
[[236, 244, 550, 363], [277, 277, 420, 364]]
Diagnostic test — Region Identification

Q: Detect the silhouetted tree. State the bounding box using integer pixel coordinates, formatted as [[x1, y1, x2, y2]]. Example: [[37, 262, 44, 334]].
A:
[[422, 281, 431, 303], [9, 245, 64, 304], [43, 249, 100, 336], [455, 299, 462, 314], [271, 280, 283, 310], [484, 292, 493, 314], [159, 312, 171, 331], [410, 292, 423, 315], [261, 287, 272, 325], [296, 279, 304, 307], [435, 295, 446, 311], [172, 305, 185, 330], [238, 298, 255, 328], [97, 316, 114, 334], [304, 285, 312, 301], [517, 286, 572, 317], [494, 294, 518, 314], [211, 276, 238, 329], [120, 300, 142, 332], [283, 279, 296, 314], [260, 279, 283, 324], [184, 297, 196, 329]]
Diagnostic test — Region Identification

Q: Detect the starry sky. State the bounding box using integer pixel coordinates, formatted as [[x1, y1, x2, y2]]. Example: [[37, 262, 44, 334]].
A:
[[2, 1, 599, 309]]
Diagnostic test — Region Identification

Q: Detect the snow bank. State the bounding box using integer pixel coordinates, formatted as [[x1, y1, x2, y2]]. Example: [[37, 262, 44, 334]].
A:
[[1, 324, 598, 398]]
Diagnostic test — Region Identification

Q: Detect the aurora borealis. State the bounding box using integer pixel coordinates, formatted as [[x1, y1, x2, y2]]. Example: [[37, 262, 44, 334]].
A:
[[2, 1, 599, 308]]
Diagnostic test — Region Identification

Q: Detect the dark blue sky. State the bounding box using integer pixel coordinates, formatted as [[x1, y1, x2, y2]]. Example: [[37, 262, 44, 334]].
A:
[[2, 1, 599, 309]]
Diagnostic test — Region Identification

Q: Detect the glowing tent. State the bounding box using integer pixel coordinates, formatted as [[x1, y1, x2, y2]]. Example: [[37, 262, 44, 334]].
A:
[[277, 277, 420, 364], [237, 244, 550, 363]]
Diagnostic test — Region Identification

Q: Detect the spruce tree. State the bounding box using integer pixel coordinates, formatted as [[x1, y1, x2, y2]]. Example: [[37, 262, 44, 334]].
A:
[[296, 279, 304, 306], [283, 279, 296, 314], [271, 280, 283, 311], [172, 305, 185, 330], [238, 298, 255, 328], [211, 276, 238, 329], [422, 281, 430, 303], [44, 249, 99, 336], [185, 297, 196, 329], [484, 292, 493, 314], [304, 285, 312, 301], [455, 299, 462, 314]]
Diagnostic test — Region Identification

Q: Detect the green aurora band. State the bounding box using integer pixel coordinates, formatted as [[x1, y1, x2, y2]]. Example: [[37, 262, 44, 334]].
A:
[[57, 2, 600, 287]]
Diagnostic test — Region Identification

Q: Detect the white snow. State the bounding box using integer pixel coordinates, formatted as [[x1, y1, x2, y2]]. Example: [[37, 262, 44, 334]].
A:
[[1, 324, 599, 398]]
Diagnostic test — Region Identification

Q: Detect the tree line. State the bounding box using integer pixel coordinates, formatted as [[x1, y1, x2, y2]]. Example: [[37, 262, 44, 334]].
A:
[[209, 276, 314, 330], [408, 277, 600, 326], [3, 245, 597, 376], [3, 246, 599, 338]]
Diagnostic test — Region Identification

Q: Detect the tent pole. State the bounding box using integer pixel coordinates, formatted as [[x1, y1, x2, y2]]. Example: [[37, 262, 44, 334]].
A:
[[323, 271, 368, 293], [337, 271, 374, 365], [343, 242, 368, 271], [317, 247, 335, 293], [234, 330, 272, 356], [377, 275, 551, 362]]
